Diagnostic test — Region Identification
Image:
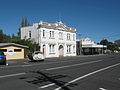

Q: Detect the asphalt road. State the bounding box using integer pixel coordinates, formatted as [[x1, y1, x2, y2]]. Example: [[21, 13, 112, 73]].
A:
[[0, 54, 120, 90]]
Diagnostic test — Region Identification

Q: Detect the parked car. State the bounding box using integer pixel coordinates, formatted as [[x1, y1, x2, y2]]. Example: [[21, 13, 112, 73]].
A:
[[28, 51, 44, 61], [0, 52, 6, 65]]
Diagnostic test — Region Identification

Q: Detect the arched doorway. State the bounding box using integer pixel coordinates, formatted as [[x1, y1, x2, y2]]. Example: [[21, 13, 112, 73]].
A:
[[59, 45, 64, 57]]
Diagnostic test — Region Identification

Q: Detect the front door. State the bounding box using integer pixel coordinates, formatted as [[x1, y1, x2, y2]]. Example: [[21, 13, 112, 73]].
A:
[[42, 45, 46, 57], [59, 45, 64, 57]]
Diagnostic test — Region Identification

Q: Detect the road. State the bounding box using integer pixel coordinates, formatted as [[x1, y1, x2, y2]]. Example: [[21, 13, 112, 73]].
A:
[[0, 54, 120, 90]]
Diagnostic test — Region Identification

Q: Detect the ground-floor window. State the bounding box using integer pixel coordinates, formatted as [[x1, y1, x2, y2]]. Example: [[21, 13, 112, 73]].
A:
[[0, 49, 7, 52], [73, 46, 75, 53], [67, 45, 71, 54], [49, 44, 55, 54], [14, 49, 22, 52]]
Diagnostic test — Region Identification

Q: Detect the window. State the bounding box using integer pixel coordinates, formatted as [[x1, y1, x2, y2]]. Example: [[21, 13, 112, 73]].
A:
[[59, 32, 63, 40], [14, 49, 22, 52], [0, 49, 7, 52], [52, 31, 54, 38], [73, 34, 75, 41], [29, 31, 31, 38], [50, 31, 52, 37], [49, 45, 55, 54], [67, 33, 70, 40], [50, 31, 54, 38], [73, 46, 75, 53], [43, 30, 45, 37], [67, 45, 71, 53]]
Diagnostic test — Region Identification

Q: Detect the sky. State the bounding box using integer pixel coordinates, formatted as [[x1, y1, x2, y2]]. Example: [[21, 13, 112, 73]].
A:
[[0, 0, 120, 43]]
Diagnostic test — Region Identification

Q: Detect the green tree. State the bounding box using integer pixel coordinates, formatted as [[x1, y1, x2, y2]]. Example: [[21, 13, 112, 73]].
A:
[[18, 17, 30, 38], [21, 17, 29, 27], [100, 39, 109, 45], [115, 39, 120, 47], [0, 30, 4, 42], [100, 39, 119, 52], [11, 37, 40, 52], [0, 29, 11, 43]]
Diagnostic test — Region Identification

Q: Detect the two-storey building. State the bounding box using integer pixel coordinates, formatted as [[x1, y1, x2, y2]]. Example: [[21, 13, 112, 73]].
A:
[[20, 21, 76, 58]]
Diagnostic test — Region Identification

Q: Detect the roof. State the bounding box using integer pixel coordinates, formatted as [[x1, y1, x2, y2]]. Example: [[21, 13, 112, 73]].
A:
[[36, 21, 76, 31], [0, 43, 28, 48]]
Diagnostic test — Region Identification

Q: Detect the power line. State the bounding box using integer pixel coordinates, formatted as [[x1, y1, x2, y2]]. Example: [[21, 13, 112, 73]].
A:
[[104, 34, 120, 38]]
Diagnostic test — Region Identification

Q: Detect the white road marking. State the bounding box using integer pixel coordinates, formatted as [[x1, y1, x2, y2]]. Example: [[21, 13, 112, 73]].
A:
[[0, 73, 26, 79], [54, 63, 120, 90], [38, 83, 55, 89], [46, 60, 102, 71], [99, 88, 107, 90]]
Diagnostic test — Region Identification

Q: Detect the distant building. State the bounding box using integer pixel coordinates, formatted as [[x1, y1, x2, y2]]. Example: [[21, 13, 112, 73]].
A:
[[20, 21, 76, 58], [0, 43, 28, 60], [76, 38, 105, 55]]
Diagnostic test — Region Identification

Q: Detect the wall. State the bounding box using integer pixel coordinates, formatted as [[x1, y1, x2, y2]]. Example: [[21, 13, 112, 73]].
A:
[[0, 46, 24, 60]]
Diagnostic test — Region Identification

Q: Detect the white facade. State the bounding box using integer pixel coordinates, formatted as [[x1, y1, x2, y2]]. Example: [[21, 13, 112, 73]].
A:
[[80, 38, 103, 48], [21, 21, 76, 58]]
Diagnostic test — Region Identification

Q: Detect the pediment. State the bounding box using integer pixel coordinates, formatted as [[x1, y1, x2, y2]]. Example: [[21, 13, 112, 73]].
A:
[[56, 25, 67, 30]]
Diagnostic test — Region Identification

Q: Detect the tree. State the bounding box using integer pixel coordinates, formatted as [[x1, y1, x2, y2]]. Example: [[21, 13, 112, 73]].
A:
[[21, 17, 29, 27], [18, 17, 30, 38], [115, 39, 120, 47], [100, 39, 119, 52], [0, 30, 4, 42], [11, 37, 40, 52], [0, 29, 11, 43], [100, 39, 109, 45]]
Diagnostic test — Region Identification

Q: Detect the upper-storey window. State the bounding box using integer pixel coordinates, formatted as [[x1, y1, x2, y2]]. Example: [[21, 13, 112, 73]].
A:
[[67, 33, 70, 40], [43, 30, 45, 37], [73, 34, 75, 41], [29, 31, 31, 38], [59, 32, 63, 40], [50, 31, 54, 38]]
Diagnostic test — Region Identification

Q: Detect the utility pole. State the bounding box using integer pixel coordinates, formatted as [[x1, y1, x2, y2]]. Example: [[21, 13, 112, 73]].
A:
[[102, 38, 104, 54]]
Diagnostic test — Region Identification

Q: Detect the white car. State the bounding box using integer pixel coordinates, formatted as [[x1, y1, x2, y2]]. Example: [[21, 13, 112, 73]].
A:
[[28, 51, 44, 61], [33, 51, 44, 61]]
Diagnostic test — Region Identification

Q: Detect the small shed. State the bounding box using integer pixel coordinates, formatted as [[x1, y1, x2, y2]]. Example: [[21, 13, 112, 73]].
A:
[[0, 43, 28, 60]]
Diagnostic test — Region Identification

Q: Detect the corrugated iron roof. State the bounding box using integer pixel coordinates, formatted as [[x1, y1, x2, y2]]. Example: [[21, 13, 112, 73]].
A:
[[0, 43, 28, 48]]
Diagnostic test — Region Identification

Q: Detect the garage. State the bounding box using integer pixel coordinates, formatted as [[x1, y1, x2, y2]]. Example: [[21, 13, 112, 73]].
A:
[[0, 43, 28, 60]]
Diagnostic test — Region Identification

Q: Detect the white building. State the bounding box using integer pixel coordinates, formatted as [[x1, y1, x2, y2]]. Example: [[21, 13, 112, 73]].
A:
[[20, 21, 76, 58], [77, 38, 105, 55]]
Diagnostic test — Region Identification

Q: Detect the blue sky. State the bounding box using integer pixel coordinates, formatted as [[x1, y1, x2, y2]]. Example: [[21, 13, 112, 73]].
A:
[[0, 0, 120, 42]]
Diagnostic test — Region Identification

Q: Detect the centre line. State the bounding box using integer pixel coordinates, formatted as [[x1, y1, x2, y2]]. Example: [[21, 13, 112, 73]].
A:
[[54, 63, 120, 90], [38, 83, 55, 89], [0, 73, 26, 79]]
